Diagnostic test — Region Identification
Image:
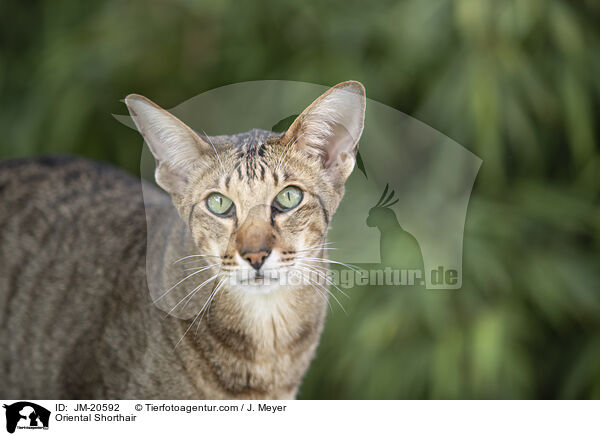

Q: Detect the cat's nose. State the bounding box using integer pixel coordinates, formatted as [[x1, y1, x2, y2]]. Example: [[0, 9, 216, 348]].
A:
[[241, 250, 271, 271]]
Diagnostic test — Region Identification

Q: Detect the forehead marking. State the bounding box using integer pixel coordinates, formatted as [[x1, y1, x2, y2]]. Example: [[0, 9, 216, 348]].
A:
[[259, 163, 266, 181]]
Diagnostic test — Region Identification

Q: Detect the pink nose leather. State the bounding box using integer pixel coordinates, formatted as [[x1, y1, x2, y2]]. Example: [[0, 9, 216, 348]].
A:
[[242, 250, 270, 271]]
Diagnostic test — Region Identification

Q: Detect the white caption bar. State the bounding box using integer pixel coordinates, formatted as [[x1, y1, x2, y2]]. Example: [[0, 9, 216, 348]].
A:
[[1, 400, 597, 436]]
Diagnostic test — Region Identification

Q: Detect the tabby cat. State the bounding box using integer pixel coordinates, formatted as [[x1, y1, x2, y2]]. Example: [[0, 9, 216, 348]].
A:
[[0, 81, 366, 399]]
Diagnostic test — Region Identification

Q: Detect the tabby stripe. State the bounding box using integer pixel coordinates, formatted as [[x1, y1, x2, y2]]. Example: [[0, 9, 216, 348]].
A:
[[188, 203, 197, 228], [313, 193, 329, 225], [259, 163, 265, 181]]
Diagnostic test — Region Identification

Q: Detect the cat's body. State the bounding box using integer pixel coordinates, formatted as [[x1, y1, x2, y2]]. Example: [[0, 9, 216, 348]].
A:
[[0, 81, 366, 399], [0, 155, 325, 399]]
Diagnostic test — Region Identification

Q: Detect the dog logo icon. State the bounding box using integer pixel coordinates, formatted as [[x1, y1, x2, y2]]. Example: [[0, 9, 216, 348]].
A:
[[3, 402, 50, 433]]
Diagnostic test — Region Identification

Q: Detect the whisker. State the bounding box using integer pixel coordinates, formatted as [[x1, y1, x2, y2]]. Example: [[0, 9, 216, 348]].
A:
[[275, 134, 296, 170], [296, 263, 350, 299], [173, 254, 220, 265], [152, 263, 219, 304], [276, 134, 303, 172], [296, 256, 360, 272], [295, 247, 338, 254], [195, 278, 227, 336], [174, 277, 224, 349], [294, 265, 328, 286], [296, 264, 349, 299], [299, 270, 346, 314], [298, 262, 330, 274], [302, 241, 336, 250], [202, 129, 226, 176], [183, 265, 220, 271], [296, 271, 332, 312], [164, 273, 219, 318]]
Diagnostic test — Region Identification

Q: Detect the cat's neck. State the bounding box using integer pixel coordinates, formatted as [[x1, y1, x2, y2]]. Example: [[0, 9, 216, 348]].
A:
[[172, 283, 327, 398]]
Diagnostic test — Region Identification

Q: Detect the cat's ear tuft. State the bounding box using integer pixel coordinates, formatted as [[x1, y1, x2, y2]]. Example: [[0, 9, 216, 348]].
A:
[[283, 81, 366, 181], [124, 94, 210, 195]]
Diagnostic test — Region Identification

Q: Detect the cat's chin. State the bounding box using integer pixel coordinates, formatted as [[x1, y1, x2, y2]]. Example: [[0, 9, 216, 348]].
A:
[[235, 283, 283, 295]]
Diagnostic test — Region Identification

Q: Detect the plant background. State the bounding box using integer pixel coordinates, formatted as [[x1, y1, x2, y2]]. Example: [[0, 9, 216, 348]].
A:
[[1, 0, 599, 398]]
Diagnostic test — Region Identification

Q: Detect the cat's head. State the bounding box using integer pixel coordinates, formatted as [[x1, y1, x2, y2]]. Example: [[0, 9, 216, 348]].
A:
[[125, 81, 365, 294]]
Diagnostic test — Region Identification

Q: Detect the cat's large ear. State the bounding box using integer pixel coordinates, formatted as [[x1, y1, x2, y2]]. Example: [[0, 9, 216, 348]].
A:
[[282, 81, 366, 182], [124, 94, 211, 195]]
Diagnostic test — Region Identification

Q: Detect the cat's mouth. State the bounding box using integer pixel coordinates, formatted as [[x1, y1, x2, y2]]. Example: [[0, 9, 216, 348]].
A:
[[236, 270, 278, 285], [229, 267, 293, 293]]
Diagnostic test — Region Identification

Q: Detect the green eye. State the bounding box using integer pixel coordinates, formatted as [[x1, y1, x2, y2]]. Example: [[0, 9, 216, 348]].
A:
[[274, 186, 303, 211], [206, 193, 234, 216]]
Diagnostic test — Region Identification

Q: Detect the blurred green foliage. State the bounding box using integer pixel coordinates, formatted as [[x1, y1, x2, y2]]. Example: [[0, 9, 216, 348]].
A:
[[1, 0, 599, 398]]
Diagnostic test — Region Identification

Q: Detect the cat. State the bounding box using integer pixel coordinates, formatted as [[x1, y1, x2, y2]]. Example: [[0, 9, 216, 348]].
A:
[[0, 81, 366, 399]]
